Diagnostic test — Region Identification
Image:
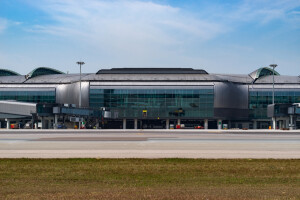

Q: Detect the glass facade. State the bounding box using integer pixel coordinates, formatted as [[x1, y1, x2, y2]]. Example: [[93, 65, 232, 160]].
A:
[[90, 88, 214, 118], [0, 90, 56, 103], [249, 89, 300, 119]]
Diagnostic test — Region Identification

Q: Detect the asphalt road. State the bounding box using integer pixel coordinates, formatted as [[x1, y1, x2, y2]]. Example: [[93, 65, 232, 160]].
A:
[[0, 129, 299, 158]]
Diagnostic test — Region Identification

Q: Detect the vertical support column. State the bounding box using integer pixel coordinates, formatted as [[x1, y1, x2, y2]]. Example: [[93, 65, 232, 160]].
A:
[[54, 115, 58, 129], [290, 115, 294, 130], [96, 118, 100, 129], [41, 117, 44, 129], [217, 119, 222, 130], [6, 119, 10, 129], [16, 120, 20, 129], [253, 120, 257, 129], [272, 117, 276, 130], [134, 119, 138, 129], [204, 119, 208, 129], [279, 120, 282, 129], [166, 119, 170, 129], [123, 119, 126, 129], [285, 119, 289, 129]]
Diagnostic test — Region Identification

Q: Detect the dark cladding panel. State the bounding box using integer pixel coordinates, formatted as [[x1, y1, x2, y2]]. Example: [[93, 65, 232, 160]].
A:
[[267, 104, 290, 118], [214, 108, 249, 120], [213, 82, 249, 120]]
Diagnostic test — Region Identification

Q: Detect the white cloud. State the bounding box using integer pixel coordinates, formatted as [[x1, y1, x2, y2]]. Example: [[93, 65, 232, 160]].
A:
[[13, 0, 300, 74], [229, 0, 300, 24], [28, 0, 226, 44], [28, 0, 300, 47], [0, 18, 8, 33], [289, 10, 300, 15]]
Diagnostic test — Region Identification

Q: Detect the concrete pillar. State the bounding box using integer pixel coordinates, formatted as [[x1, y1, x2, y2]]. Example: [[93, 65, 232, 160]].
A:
[[279, 120, 283, 129], [134, 119, 138, 129], [253, 120, 257, 129], [41, 117, 45, 129], [166, 119, 170, 129], [290, 115, 294, 130], [204, 119, 208, 129], [217, 119, 222, 130], [177, 119, 181, 125], [16, 120, 21, 129], [285, 119, 289, 129], [272, 117, 276, 130], [54, 115, 58, 129], [123, 119, 126, 129], [6, 119, 10, 129], [96, 119, 100, 129]]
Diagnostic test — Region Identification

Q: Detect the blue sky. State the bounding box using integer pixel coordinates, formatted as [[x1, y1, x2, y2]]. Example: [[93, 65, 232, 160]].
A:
[[0, 0, 300, 75]]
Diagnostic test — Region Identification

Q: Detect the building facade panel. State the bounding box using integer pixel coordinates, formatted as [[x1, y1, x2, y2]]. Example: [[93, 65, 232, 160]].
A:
[[90, 86, 214, 119], [249, 88, 300, 119], [0, 87, 56, 103], [56, 82, 89, 107], [214, 82, 249, 120], [0, 67, 299, 129]]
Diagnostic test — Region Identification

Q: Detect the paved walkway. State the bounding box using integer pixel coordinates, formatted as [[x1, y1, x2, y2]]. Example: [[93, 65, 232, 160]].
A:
[[0, 130, 299, 158]]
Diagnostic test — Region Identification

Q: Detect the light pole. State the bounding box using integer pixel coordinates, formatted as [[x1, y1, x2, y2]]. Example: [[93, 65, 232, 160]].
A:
[[270, 64, 277, 130], [77, 61, 85, 108]]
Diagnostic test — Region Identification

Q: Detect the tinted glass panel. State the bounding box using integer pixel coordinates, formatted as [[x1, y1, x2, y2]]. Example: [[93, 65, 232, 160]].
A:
[[249, 89, 300, 119], [90, 89, 214, 118]]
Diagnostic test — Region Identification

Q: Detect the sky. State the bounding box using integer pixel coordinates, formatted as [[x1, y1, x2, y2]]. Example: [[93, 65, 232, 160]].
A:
[[0, 0, 300, 75]]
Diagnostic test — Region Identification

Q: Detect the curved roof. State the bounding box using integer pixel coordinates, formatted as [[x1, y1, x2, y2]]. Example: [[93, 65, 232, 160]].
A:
[[253, 75, 300, 84], [249, 67, 280, 80], [97, 68, 208, 74], [0, 67, 299, 84], [25, 73, 89, 84], [0, 69, 20, 76], [25, 67, 64, 79]]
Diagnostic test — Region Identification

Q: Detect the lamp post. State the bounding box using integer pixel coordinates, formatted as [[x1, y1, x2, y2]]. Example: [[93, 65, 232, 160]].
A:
[[270, 64, 277, 130], [76, 61, 85, 108]]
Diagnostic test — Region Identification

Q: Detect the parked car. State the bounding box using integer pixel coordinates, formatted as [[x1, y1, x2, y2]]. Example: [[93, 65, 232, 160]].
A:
[[10, 124, 19, 129], [194, 125, 204, 129], [24, 122, 33, 129], [56, 124, 67, 129], [10, 122, 24, 129]]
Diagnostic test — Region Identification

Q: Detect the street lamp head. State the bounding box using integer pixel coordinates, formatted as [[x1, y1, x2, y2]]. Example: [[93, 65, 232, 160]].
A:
[[269, 64, 277, 68], [77, 61, 85, 65]]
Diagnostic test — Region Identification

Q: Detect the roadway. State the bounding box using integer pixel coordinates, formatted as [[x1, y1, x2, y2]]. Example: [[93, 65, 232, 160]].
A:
[[0, 129, 299, 158]]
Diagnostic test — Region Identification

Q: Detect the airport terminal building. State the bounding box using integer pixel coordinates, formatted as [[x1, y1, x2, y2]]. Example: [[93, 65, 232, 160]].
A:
[[0, 67, 299, 129]]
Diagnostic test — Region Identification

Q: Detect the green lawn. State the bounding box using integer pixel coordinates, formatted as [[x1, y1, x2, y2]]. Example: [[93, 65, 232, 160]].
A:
[[0, 159, 299, 199]]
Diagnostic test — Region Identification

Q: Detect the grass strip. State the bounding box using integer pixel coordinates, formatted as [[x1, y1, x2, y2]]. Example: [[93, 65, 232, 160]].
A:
[[0, 159, 299, 199]]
